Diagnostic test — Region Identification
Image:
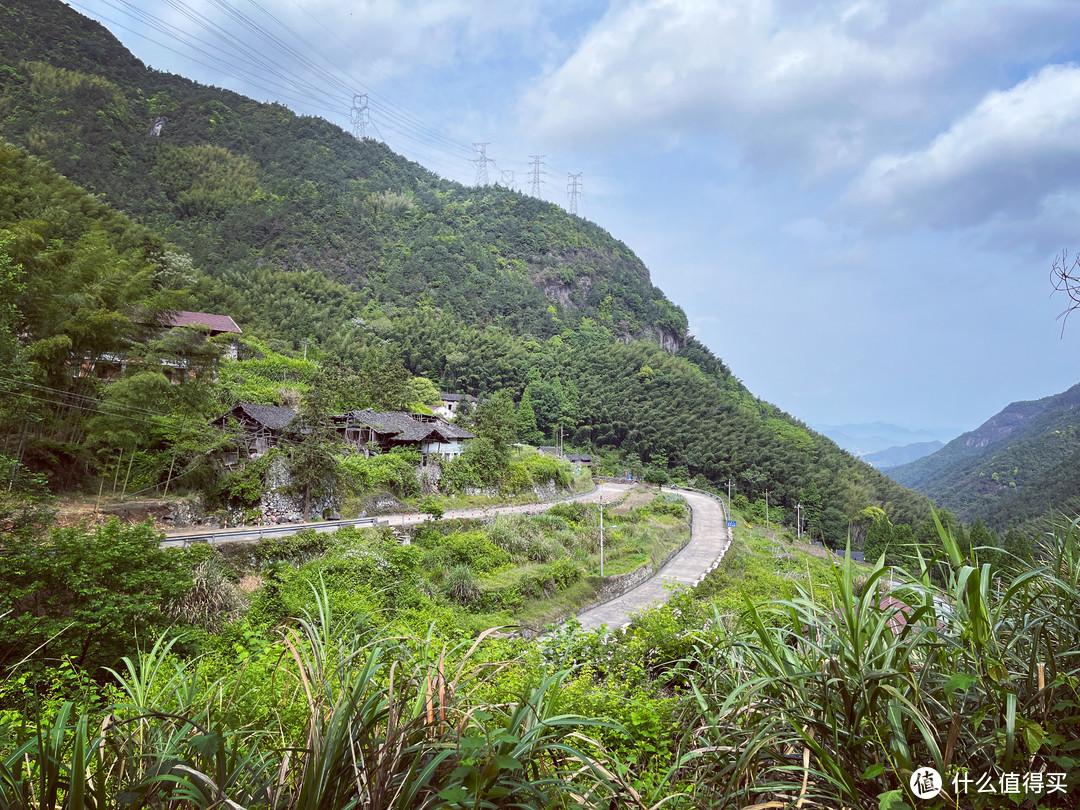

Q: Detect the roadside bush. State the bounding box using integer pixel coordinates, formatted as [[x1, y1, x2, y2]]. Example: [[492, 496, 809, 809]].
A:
[[522, 454, 570, 489], [501, 462, 534, 494], [423, 530, 510, 575], [547, 501, 586, 522], [340, 452, 419, 498], [443, 564, 481, 606]]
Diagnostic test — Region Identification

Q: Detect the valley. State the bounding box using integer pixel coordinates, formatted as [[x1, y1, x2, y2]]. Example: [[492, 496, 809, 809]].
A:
[[1, 0, 1080, 806]]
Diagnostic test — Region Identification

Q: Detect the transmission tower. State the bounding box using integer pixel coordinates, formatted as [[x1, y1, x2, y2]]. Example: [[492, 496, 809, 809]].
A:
[[473, 142, 491, 186], [500, 169, 515, 190], [350, 94, 369, 139], [567, 172, 582, 215], [529, 155, 545, 197]]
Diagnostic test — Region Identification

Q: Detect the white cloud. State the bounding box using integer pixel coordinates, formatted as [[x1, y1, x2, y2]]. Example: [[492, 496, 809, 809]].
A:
[[521, 0, 1080, 178], [847, 64, 1080, 231]]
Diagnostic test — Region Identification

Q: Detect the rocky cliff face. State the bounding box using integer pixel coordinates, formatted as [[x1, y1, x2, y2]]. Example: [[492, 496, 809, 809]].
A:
[[963, 385, 1080, 450]]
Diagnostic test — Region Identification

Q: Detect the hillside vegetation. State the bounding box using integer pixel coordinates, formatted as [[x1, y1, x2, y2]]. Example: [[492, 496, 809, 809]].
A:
[[0, 0, 930, 538], [890, 382, 1080, 533]]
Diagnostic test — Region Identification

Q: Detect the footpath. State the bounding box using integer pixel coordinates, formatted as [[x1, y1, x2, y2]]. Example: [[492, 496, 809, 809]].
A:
[[571, 487, 731, 631]]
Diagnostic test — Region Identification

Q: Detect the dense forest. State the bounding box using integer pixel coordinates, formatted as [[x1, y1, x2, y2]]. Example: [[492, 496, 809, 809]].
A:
[[0, 0, 930, 537]]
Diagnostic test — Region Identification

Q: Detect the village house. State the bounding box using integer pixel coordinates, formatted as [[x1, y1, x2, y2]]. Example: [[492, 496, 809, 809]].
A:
[[211, 402, 298, 465], [435, 392, 476, 420], [84, 309, 243, 381], [566, 453, 593, 469], [335, 409, 475, 464], [159, 310, 243, 359], [213, 402, 476, 469]]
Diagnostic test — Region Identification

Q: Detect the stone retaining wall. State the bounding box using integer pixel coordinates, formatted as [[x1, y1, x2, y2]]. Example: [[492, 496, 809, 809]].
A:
[[581, 513, 696, 618]]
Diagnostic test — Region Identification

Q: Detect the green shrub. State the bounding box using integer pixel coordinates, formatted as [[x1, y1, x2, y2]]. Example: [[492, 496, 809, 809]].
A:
[[423, 530, 510, 575], [502, 462, 534, 494], [340, 452, 419, 498], [547, 502, 586, 522], [522, 454, 570, 488], [216, 448, 279, 507]]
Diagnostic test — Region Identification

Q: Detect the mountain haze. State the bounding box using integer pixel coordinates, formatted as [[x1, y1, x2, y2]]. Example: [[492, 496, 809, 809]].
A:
[[862, 441, 944, 470], [0, 0, 931, 537]]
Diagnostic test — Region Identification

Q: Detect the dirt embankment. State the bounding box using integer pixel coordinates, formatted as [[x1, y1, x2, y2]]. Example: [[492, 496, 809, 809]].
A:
[[606, 484, 663, 516], [52, 497, 177, 529]]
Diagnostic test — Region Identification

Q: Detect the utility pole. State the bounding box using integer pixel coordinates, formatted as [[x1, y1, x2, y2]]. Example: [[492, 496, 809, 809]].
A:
[[727, 477, 733, 516], [567, 172, 582, 215], [473, 143, 491, 186], [529, 155, 545, 197], [765, 489, 770, 530], [350, 94, 369, 139], [796, 503, 803, 539], [599, 479, 605, 577]]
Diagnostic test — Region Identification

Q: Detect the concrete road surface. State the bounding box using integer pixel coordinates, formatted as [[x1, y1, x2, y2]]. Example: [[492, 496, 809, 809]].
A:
[[572, 487, 730, 632], [162, 482, 633, 544]]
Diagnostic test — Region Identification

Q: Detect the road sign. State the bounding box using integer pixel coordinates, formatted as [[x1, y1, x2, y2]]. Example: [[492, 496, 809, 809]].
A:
[[727, 520, 736, 528]]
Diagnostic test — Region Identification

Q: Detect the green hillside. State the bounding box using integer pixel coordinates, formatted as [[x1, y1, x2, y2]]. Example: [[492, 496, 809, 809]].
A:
[[889, 382, 1080, 532], [0, 0, 930, 537]]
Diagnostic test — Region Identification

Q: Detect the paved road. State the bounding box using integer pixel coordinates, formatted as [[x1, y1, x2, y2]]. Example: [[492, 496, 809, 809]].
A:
[[162, 482, 633, 545], [572, 486, 731, 632], [380, 481, 631, 528]]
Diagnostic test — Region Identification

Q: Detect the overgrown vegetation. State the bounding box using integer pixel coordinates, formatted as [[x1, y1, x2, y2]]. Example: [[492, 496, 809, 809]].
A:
[[4, 497, 1080, 807]]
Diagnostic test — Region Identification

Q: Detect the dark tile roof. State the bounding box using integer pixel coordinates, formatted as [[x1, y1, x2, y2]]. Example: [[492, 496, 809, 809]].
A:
[[440, 393, 476, 402], [230, 402, 296, 430], [343, 409, 474, 442], [163, 311, 242, 334]]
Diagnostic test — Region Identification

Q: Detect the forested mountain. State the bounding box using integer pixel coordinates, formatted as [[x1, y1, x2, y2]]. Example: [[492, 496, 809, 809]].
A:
[[889, 382, 1080, 532], [0, 0, 931, 539]]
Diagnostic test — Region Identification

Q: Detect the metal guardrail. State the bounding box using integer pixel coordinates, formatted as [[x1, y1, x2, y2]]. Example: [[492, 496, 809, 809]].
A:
[[161, 516, 382, 547]]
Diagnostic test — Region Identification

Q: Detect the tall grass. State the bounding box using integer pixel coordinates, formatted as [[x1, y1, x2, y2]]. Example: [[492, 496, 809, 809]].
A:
[[0, 586, 640, 808], [667, 515, 1080, 807]]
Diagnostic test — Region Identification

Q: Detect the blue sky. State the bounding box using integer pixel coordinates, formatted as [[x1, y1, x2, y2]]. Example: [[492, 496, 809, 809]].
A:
[[68, 0, 1080, 437]]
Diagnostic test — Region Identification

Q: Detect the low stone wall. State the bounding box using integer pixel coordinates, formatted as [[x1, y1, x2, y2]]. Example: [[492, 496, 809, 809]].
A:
[[582, 515, 696, 617]]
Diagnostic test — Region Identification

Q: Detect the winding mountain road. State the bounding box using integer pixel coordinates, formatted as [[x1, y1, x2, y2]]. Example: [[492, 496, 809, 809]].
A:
[[571, 486, 732, 631], [162, 482, 734, 633]]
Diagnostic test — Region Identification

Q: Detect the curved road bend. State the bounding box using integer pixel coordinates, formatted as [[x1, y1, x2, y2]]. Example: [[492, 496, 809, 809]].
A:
[[571, 487, 731, 632]]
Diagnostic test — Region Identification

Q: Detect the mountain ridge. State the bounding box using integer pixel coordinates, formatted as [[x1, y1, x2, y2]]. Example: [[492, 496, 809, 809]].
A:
[[0, 0, 932, 538], [888, 381, 1080, 531]]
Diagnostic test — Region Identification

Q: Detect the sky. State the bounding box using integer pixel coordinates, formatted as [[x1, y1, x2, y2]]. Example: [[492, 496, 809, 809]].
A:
[[67, 0, 1080, 438]]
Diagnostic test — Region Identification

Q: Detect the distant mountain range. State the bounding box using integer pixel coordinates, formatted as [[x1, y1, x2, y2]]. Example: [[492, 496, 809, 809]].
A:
[[861, 441, 945, 469], [887, 383, 1080, 533], [812, 422, 958, 464]]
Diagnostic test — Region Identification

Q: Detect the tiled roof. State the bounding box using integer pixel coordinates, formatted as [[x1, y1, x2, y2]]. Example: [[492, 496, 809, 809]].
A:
[[234, 402, 296, 430], [163, 311, 242, 334], [440, 392, 476, 402], [343, 409, 475, 442]]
